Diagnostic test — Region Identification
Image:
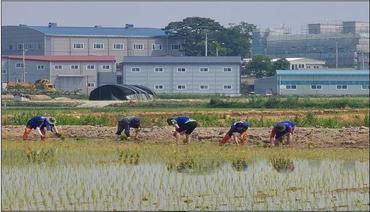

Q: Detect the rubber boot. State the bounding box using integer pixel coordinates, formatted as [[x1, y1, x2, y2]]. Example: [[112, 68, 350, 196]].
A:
[[219, 134, 231, 146], [23, 127, 32, 140]]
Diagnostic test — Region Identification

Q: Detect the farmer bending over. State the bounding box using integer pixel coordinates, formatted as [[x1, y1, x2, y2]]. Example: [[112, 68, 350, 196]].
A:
[[219, 121, 249, 146], [23, 116, 60, 141], [167, 116, 198, 144], [270, 121, 295, 146], [116, 116, 141, 140]]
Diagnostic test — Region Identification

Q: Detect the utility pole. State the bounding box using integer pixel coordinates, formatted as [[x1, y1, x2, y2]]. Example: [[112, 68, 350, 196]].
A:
[[22, 43, 27, 82], [335, 41, 338, 69], [216, 47, 219, 57], [361, 51, 365, 69], [205, 32, 208, 56]]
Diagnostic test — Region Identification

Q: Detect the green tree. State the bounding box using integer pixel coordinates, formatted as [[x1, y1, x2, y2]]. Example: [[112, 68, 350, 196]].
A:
[[164, 17, 256, 57], [273, 58, 290, 71], [164, 17, 224, 56], [245, 55, 273, 77]]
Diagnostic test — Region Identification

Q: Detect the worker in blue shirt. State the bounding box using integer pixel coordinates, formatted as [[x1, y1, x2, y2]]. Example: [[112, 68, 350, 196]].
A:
[[115, 116, 141, 140], [219, 121, 249, 146], [23, 116, 60, 141], [270, 121, 296, 146], [167, 116, 198, 144]]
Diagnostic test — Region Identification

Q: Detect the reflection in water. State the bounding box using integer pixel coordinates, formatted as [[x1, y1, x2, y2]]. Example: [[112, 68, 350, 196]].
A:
[[167, 159, 225, 174], [231, 159, 248, 172], [270, 158, 295, 173]]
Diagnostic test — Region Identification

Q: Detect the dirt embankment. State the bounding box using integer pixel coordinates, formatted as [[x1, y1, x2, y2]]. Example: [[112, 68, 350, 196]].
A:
[[2, 126, 369, 148]]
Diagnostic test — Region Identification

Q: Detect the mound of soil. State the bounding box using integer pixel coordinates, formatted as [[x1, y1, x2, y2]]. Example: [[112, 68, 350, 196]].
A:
[[29, 95, 52, 100], [2, 125, 369, 148]]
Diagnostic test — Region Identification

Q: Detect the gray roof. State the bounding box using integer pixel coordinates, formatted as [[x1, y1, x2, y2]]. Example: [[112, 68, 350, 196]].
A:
[[14, 25, 167, 38], [123, 56, 242, 64]]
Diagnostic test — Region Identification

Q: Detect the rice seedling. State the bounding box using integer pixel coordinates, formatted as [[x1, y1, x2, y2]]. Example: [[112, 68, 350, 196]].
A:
[[2, 140, 369, 210]]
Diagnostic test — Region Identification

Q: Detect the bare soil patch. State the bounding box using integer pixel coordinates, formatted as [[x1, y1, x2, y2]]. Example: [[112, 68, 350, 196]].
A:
[[2, 126, 368, 148]]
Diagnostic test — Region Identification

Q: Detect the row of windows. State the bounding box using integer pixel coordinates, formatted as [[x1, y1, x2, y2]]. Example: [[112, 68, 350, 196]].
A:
[[153, 85, 233, 90], [8, 43, 181, 51], [283, 84, 370, 90], [291, 64, 321, 70], [8, 43, 42, 51], [14, 63, 111, 70], [72, 43, 179, 50], [131, 67, 233, 73]]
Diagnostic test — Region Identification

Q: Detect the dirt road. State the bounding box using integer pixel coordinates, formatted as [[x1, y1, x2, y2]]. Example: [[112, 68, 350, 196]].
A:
[[2, 125, 369, 148]]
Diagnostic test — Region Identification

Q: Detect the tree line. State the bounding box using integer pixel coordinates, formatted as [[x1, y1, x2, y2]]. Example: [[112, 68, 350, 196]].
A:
[[164, 17, 289, 77]]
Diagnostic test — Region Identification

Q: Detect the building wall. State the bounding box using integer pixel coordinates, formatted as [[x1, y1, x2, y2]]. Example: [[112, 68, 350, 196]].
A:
[[122, 63, 240, 94], [254, 76, 277, 95], [1, 59, 50, 83], [42, 36, 182, 63], [1, 58, 115, 94], [1, 26, 45, 55], [49, 61, 114, 94], [277, 73, 369, 96]]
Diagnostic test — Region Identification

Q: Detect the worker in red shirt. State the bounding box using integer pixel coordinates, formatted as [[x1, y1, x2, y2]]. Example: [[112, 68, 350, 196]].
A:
[[270, 121, 295, 146]]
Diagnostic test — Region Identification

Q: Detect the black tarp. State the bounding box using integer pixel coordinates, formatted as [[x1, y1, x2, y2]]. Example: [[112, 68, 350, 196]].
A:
[[89, 84, 156, 100]]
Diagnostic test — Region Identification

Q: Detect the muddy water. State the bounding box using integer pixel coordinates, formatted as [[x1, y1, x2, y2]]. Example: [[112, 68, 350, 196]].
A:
[[2, 158, 369, 211]]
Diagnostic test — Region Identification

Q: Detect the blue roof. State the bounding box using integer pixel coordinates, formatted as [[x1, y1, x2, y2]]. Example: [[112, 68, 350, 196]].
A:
[[26, 26, 167, 38], [276, 69, 369, 76]]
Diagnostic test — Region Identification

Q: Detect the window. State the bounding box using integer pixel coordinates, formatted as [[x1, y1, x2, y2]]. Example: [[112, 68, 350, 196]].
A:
[[116, 63, 121, 70], [177, 67, 186, 72], [9, 45, 13, 50], [224, 67, 232, 72], [133, 44, 144, 50], [286, 84, 297, 90], [102, 65, 111, 70], [73, 43, 84, 49], [298, 64, 304, 68], [93, 43, 104, 49], [117, 76, 123, 84], [307, 65, 311, 69], [37, 65, 45, 70], [361, 85, 370, 90], [2, 69, 7, 74], [152, 43, 162, 50], [336, 85, 348, 90], [314, 65, 319, 69], [17, 43, 24, 50], [25, 43, 32, 49], [131, 67, 140, 72], [200, 85, 209, 90], [223, 85, 232, 90], [154, 67, 164, 72], [177, 85, 186, 90], [113, 43, 124, 49], [311, 84, 322, 90], [87, 82, 95, 87], [200, 67, 209, 72], [71, 65, 79, 70], [87, 65, 95, 70], [155, 85, 164, 90], [54, 65, 62, 70], [15, 63, 24, 68], [171, 44, 181, 50]]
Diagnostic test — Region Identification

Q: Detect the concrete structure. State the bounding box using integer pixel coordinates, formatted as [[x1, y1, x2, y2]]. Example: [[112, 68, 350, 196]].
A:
[[1, 55, 115, 94], [252, 21, 369, 69], [254, 69, 369, 96], [1, 23, 184, 82], [272, 58, 326, 70], [122, 56, 241, 94]]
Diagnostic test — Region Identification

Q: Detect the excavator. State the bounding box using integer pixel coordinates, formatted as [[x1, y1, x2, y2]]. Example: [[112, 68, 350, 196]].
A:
[[6, 79, 56, 93]]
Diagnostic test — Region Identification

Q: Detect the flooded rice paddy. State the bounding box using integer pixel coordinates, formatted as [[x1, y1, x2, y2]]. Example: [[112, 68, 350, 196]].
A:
[[2, 140, 369, 211]]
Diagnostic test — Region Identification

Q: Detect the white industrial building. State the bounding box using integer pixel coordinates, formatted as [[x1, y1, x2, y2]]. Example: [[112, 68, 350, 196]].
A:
[[122, 56, 242, 95]]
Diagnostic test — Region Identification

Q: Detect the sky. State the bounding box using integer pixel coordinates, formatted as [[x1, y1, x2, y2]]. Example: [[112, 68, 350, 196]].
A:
[[1, 1, 369, 33]]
